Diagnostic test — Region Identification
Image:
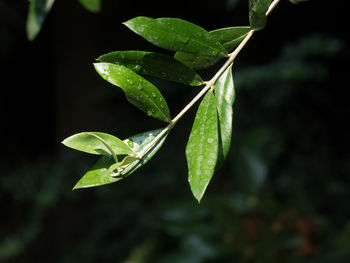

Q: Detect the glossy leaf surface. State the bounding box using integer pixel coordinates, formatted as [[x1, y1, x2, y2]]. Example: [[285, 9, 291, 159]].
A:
[[249, 0, 272, 31], [94, 63, 171, 122], [73, 156, 120, 189], [174, 27, 250, 70], [214, 66, 235, 166], [62, 132, 135, 156], [210, 27, 250, 51], [121, 128, 169, 177], [77, 0, 101, 12], [124, 17, 227, 57], [186, 90, 218, 202], [73, 129, 168, 189], [98, 51, 203, 86], [26, 0, 55, 41]]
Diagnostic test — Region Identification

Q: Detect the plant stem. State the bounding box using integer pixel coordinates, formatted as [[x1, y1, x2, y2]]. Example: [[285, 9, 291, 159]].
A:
[[172, 0, 280, 125], [172, 29, 254, 125], [139, 0, 280, 158]]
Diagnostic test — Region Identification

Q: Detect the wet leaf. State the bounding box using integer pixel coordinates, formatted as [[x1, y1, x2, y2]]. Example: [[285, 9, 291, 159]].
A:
[[26, 0, 55, 41], [214, 66, 235, 167], [73, 128, 168, 189], [77, 0, 101, 12], [210, 26, 250, 51], [98, 51, 203, 86], [73, 155, 120, 189], [186, 90, 218, 202], [174, 27, 250, 70], [249, 0, 272, 31], [94, 63, 171, 122], [120, 128, 169, 177], [108, 156, 140, 177], [124, 17, 227, 57], [62, 132, 135, 156]]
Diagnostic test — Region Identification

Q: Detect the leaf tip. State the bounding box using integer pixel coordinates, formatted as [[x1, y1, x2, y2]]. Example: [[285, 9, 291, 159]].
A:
[[61, 137, 70, 147], [73, 182, 84, 190]]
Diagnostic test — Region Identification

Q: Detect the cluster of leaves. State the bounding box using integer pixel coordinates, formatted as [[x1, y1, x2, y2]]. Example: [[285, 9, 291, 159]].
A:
[[26, 0, 100, 40], [62, 0, 278, 203], [2, 30, 346, 262]]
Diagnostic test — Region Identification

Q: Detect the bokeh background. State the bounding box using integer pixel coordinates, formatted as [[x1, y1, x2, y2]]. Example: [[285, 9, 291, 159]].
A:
[[1, 0, 349, 262]]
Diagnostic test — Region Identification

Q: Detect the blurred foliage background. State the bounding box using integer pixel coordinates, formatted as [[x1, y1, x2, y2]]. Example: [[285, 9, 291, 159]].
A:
[[0, 0, 349, 262]]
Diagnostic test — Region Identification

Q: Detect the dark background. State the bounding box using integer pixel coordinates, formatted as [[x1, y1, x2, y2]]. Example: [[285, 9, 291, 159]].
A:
[[0, 0, 349, 262]]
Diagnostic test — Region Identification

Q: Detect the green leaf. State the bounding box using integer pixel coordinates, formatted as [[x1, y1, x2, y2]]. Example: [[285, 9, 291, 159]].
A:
[[77, 0, 101, 12], [26, 0, 55, 41], [73, 129, 168, 189], [174, 27, 250, 70], [94, 63, 171, 122], [62, 132, 135, 156], [209, 27, 250, 51], [97, 51, 203, 86], [214, 66, 235, 167], [124, 17, 227, 57], [186, 90, 218, 202], [73, 155, 120, 189], [120, 128, 169, 177], [249, 0, 272, 31]]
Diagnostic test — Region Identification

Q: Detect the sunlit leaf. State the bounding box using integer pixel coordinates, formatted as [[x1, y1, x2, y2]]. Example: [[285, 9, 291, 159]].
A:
[[26, 0, 55, 41], [124, 17, 227, 57], [97, 51, 203, 86], [186, 90, 218, 202], [77, 0, 101, 12], [94, 63, 171, 122], [73, 155, 119, 189], [73, 128, 168, 189], [174, 27, 250, 70], [121, 128, 169, 177], [108, 156, 140, 177], [62, 132, 135, 156], [214, 66, 234, 167], [249, 0, 272, 31]]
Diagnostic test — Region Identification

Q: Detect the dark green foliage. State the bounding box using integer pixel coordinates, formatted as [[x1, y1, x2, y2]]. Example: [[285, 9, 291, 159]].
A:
[[174, 26, 250, 70], [186, 90, 219, 202], [249, 0, 272, 30], [1, 28, 348, 262], [94, 63, 171, 122], [97, 51, 204, 86], [65, 15, 252, 201], [124, 17, 228, 57]]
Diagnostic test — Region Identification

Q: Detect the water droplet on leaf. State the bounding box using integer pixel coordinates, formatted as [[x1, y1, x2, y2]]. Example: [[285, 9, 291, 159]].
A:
[[211, 49, 219, 56], [179, 36, 190, 44], [127, 139, 134, 148], [134, 65, 141, 71]]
